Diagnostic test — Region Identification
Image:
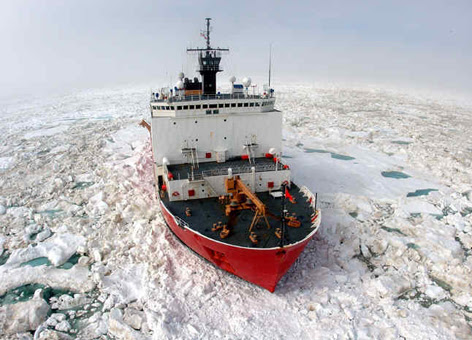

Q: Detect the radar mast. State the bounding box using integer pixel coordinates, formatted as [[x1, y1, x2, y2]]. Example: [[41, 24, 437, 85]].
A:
[[187, 18, 229, 95]]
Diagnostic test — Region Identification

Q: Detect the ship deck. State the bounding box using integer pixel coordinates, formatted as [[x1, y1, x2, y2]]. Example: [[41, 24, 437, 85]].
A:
[[161, 183, 316, 249]]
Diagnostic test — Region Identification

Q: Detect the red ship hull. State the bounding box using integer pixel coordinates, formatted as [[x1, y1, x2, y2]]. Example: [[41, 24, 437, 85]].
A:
[[159, 200, 319, 292]]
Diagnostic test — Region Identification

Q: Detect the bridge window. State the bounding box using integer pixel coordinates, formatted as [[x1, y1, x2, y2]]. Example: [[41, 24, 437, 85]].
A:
[[237, 103, 242, 107], [231, 103, 236, 107], [177, 106, 182, 110], [203, 104, 208, 109], [250, 103, 254, 107], [190, 105, 195, 110], [183, 105, 188, 110], [244, 103, 249, 107], [209, 104, 217, 109], [206, 110, 212, 114], [213, 109, 219, 114], [196, 105, 201, 109], [225, 103, 230, 108], [255, 102, 260, 107]]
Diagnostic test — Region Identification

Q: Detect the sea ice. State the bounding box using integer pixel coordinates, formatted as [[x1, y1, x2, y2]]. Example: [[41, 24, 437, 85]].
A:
[[1, 83, 471, 338]]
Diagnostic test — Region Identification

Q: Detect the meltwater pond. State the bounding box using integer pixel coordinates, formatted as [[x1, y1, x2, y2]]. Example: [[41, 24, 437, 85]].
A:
[[0, 284, 74, 306], [20, 257, 51, 267], [303, 148, 355, 161], [407, 188, 438, 197], [381, 171, 411, 179]]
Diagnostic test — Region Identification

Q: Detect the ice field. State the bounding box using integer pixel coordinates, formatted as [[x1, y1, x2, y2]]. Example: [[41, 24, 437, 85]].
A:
[[0, 83, 471, 339]]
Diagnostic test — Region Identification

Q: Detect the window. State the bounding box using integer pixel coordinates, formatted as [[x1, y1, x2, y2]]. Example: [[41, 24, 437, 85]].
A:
[[183, 105, 188, 110], [250, 103, 254, 107], [196, 105, 201, 109], [209, 104, 217, 109], [213, 109, 219, 114], [244, 103, 249, 107], [237, 103, 242, 107], [225, 103, 230, 108], [190, 105, 195, 110], [218, 103, 224, 108], [206, 110, 212, 115], [203, 104, 208, 109], [170, 106, 174, 110], [231, 103, 236, 107], [255, 102, 260, 107], [177, 106, 182, 110]]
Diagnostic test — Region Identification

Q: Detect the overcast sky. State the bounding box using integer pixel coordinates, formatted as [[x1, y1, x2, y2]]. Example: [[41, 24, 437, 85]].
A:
[[0, 0, 470, 98]]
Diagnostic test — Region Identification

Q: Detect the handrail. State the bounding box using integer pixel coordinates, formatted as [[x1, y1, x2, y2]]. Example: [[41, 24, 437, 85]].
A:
[[174, 215, 189, 229], [151, 93, 275, 103], [187, 162, 285, 181]]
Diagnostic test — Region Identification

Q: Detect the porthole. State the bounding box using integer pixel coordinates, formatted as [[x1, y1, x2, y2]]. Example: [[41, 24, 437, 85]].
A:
[[195, 121, 198, 123], [173, 122, 176, 125]]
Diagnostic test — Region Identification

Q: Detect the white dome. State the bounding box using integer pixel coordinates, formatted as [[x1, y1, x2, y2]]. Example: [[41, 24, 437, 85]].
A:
[[242, 77, 252, 88], [268, 148, 277, 155], [229, 76, 236, 83], [176, 80, 184, 89], [178, 72, 184, 80]]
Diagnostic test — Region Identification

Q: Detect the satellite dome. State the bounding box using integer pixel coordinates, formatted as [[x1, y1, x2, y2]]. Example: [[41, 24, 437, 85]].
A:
[[178, 72, 184, 80], [229, 76, 236, 83], [176, 80, 184, 90], [242, 77, 252, 88]]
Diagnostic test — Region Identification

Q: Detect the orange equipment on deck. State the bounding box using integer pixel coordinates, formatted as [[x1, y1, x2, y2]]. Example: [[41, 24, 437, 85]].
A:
[[225, 176, 271, 231]]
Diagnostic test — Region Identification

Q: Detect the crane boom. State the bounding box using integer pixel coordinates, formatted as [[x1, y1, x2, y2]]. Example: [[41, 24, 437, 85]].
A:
[[225, 176, 271, 231]]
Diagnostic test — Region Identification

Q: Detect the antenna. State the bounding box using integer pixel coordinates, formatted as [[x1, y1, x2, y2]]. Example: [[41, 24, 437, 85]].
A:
[[205, 18, 211, 49], [268, 43, 272, 88]]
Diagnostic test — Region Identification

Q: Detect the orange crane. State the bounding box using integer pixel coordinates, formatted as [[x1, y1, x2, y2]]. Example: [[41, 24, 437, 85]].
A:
[[225, 176, 271, 231]]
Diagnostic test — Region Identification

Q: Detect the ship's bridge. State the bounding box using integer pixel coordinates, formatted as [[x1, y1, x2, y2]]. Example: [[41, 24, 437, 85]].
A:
[[150, 93, 275, 117]]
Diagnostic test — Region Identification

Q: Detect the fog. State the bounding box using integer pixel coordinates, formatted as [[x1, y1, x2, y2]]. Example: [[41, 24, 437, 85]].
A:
[[1, 0, 471, 99]]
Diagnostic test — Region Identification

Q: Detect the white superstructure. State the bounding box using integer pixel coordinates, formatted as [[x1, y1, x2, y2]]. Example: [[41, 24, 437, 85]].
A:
[[150, 19, 290, 202]]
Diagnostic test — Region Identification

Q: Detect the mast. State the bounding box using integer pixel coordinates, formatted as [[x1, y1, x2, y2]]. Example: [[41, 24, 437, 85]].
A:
[[187, 18, 229, 95], [268, 43, 272, 88], [205, 17, 211, 49]]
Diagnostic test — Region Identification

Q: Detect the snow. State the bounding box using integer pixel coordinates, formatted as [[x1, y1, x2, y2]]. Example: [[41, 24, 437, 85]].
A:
[[0, 83, 471, 339]]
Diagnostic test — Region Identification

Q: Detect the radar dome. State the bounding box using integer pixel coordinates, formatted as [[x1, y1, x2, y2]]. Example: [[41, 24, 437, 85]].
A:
[[242, 77, 252, 88], [176, 80, 184, 90], [229, 76, 236, 83], [178, 72, 184, 80]]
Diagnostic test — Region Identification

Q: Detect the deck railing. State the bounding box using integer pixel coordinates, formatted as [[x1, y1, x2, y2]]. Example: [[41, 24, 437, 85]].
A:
[[187, 162, 285, 181], [174, 215, 189, 229], [152, 93, 274, 103]]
